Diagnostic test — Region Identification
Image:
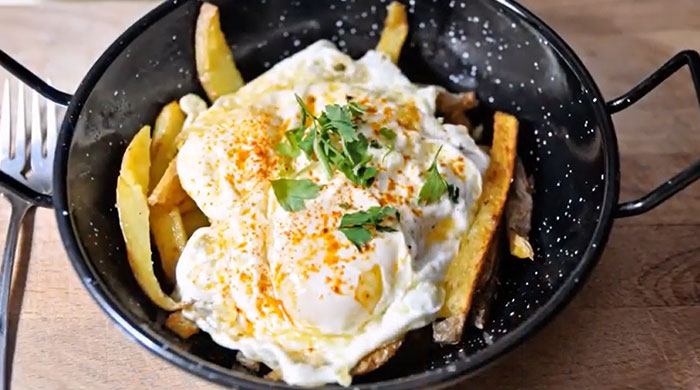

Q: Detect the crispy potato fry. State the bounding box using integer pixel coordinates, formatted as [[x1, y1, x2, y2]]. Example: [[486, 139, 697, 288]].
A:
[[196, 3, 244, 102], [150, 205, 188, 282], [165, 311, 199, 339], [181, 207, 210, 237], [505, 158, 534, 259], [236, 352, 261, 372], [264, 370, 281, 382], [469, 225, 504, 331], [376, 1, 408, 64], [150, 101, 185, 191], [177, 196, 199, 214], [120, 126, 151, 188], [438, 112, 518, 338], [148, 159, 188, 207], [116, 127, 180, 311], [351, 340, 403, 375], [432, 314, 465, 344], [436, 91, 479, 136]]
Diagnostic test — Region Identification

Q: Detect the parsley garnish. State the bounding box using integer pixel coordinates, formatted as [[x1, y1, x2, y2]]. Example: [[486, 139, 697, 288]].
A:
[[270, 179, 321, 212], [418, 146, 460, 204], [289, 95, 377, 187], [348, 101, 366, 119], [379, 127, 396, 145], [339, 206, 399, 250], [275, 127, 305, 158], [379, 126, 397, 163]]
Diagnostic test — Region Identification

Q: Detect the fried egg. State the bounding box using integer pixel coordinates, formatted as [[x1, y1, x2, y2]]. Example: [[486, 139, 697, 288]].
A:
[[175, 40, 488, 386]]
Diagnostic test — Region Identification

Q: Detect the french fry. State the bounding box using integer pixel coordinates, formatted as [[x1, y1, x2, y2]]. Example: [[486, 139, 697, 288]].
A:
[[165, 311, 199, 339], [120, 126, 150, 188], [181, 207, 210, 238], [150, 205, 188, 283], [351, 339, 403, 375], [505, 158, 535, 259], [196, 2, 245, 102], [148, 159, 188, 208], [116, 126, 180, 311], [437, 112, 518, 339], [376, 1, 409, 64], [177, 196, 199, 214], [150, 101, 185, 191]]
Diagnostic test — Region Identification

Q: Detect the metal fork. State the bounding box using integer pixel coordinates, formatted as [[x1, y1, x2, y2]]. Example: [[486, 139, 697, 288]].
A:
[[0, 79, 57, 390]]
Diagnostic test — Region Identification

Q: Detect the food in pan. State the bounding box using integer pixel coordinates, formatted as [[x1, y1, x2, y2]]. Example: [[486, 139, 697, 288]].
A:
[[115, 2, 533, 387]]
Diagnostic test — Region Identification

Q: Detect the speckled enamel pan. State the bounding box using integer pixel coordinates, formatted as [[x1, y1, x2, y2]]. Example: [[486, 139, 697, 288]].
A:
[[1, 0, 699, 389]]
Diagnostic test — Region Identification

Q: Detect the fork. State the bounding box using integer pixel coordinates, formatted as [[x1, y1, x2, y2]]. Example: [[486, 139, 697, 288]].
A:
[[0, 79, 57, 390]]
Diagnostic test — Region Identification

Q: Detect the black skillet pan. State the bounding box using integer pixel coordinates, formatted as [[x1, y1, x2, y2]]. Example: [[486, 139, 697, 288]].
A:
[[1, 0, 699, 389]]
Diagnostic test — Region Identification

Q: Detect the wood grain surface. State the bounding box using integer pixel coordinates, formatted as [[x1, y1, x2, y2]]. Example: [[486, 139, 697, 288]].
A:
[[0, 1, 698, 389]]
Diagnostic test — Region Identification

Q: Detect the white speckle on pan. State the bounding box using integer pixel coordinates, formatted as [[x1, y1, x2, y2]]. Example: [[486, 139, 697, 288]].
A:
[[62, 211, 68, 216]]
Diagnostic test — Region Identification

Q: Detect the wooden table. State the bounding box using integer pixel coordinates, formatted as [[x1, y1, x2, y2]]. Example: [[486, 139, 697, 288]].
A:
[[0, 1, 698, 389]]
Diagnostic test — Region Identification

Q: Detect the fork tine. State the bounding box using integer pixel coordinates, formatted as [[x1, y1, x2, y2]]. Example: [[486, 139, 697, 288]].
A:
[[45, 79, 57, 163], [30, 89, 43, 172], [0, 80, 10, 160], [14, 84, 26, 171]]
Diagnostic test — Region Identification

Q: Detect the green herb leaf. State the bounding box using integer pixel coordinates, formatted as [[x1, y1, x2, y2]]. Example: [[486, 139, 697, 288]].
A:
[[418, 145, 458, 204], [348, 101, 366, 119], [295, 94, 312, 126], [339, 227, 372, 249], [291, 95, 378, 186], [379, 126, 397, 163], [275, 142, 298, 158], [275, 128, 305, 159], [339, 202, 352, 209], [379, 127, 396, 143], [322, 104, 357, 142], [270, 179, 321, 212], [339, 206, 399, 250], [298, 131, 315, 158]]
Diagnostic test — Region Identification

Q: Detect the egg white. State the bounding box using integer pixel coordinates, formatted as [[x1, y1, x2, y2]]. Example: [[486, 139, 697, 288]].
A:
[[175, 40, 488, 386]]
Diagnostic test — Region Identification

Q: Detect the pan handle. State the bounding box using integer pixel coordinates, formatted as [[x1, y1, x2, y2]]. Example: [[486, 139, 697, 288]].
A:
[[607, 50, 700, 218], [0, 49, 72, 207], [0, 49, 72, 105]]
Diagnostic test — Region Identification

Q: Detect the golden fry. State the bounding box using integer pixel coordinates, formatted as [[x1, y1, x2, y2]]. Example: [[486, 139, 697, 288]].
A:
[[178, 196, 199, 214], [510, 234, 534, 259], [165, 311, 199, 339], [181, 207, 210, 238], [351, 340, 403, 375], [150, 205, 188, 283], [120, 126, 151, 189], [148, 159, 188, 208], [196, 2, 245, 102], [376, 1, 409, 64], [116, 126, 180, 311], [506, 158, 535, 259], [150, 101, 185, 191], [439, 112, 518, 329]]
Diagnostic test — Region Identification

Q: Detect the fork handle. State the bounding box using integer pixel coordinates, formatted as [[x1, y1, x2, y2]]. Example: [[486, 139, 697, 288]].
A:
[[0, 193, 32, 390]]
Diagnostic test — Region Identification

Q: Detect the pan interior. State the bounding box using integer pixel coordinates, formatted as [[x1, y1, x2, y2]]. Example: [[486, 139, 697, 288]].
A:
[[61, 0, 613, 388]]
